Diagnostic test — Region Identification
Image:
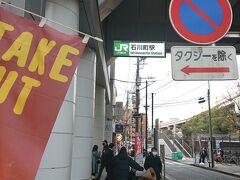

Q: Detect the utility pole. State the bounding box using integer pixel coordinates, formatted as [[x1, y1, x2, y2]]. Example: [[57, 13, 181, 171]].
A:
[[126, 90, 129, 147], [207, 81, 214, 168], [145, 80, 148, 151], [135, 58, 140, 133], [198, 83, 214, 168], [126, 90, 129, 109], [154, 119, 159, 151], [152, 93, 155, 148], [152, 93, 154, 130]]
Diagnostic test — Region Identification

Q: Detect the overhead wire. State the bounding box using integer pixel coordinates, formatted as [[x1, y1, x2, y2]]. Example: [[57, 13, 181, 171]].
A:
[[154, 101, 198, 107], [150, 80, 174, 94], [154, 82, 207, 109], [154, 97, 202, 106], [111, 78, 157, 83], [154, 97, 206, 107]]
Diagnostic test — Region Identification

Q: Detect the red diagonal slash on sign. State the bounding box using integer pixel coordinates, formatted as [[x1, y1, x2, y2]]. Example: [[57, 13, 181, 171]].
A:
[[181, 65, 230, 75]]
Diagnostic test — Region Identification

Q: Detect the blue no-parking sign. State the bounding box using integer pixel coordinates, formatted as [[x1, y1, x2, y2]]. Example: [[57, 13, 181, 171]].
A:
[[169, 0, 232, 44]]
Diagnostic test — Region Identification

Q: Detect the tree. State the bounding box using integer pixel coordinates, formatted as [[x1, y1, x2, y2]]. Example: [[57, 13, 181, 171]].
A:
[[182, 105, 238, 140]]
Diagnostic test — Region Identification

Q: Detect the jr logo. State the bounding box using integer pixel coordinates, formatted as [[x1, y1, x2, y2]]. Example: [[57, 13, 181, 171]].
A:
[[113, 42, 129, 56], [115, 44, 128, 52]]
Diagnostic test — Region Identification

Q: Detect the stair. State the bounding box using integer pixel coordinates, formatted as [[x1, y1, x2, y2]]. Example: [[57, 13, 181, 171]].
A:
[[174, 134, 192, 157], [160, 132, 177, 152]]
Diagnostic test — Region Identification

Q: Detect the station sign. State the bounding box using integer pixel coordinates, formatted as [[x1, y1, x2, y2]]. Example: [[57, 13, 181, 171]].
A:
[[169, 0, 232, 44], [113, 41, 165, 57], [171, 46, 238, 81]]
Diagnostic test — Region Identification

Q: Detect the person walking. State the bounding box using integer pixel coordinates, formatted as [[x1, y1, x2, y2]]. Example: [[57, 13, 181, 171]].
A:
[[105, 143, 115, 180], [96, 140, 109, 180], [144, 147, 162, 180], [199, 147, 208, 164], [112, 147, 144, 180], [92, 145, 100, 178]]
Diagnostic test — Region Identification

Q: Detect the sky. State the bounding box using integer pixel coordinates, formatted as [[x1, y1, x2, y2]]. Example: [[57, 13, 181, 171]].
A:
[[115, 54, 240, 127]]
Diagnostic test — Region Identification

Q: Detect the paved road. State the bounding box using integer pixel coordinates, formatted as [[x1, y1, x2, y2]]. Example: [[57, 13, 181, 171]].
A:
[[165, 160, 239, 180]]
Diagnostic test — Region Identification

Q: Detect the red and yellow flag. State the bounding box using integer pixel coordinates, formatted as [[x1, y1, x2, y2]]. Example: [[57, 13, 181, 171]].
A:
[[0, 7, 86, 180]]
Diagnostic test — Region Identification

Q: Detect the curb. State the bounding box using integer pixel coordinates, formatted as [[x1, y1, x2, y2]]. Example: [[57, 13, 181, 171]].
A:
[[190, 164, 240, 178], [166, 158, 240, 178]]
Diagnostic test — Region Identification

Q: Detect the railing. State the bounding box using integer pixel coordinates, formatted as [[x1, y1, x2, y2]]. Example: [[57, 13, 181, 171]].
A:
[[174, 134, 192, 157], [161, 132, 177, 152]]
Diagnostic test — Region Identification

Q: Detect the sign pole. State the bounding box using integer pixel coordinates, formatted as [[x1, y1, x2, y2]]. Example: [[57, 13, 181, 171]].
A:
[[207, 81, 214, 168]]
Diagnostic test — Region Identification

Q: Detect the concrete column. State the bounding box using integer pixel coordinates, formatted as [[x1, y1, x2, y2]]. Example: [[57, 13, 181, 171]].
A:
[[105, 105, 114, 143], [93, 86, 106, 148], [71, 48, 96, 180], [105, 118, 113, 143], [35, 0, 79, 180], [173, 124, 176, 137]]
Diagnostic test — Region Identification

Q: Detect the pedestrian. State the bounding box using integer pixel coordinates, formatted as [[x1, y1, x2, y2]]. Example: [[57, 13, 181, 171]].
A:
[[144, 147, 162, 180], [105, 143, 115, 180], [96, 140, 109, 180], [92, 145, 100, 179], [219, 149, 224, 160], [199, 147, 208, 164], [112, 147, 144, 180]]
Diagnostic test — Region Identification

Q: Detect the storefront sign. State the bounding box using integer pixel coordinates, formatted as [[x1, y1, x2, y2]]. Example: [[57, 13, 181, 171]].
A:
[[0, 7, 86, 180]]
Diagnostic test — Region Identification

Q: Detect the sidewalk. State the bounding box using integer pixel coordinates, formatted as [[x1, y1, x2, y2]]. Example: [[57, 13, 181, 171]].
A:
[[99, 170, 145, 180], [99, 170, 107, 180], [168, 157, 240, 178]]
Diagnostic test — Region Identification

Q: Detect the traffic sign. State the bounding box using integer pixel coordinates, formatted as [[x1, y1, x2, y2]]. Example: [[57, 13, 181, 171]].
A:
[[169, 0, 232, 44], [171, 46, 239, 80]]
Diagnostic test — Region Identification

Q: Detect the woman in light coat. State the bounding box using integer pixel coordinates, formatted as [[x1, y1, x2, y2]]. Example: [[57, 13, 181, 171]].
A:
[[92, 145, 100, 178]]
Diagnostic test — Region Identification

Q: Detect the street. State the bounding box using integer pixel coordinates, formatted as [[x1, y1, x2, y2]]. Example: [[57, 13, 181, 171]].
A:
[[165, 160, 239, 180]]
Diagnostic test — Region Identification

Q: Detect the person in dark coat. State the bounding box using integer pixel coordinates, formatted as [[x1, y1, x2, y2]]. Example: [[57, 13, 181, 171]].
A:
[[144, 147, 162, 180], [199, 147, 208, 163], [96, 140, 109, 180], [112, 147, 144, 180], [105, 143, 115, 180], [92, 145, 100, 178]]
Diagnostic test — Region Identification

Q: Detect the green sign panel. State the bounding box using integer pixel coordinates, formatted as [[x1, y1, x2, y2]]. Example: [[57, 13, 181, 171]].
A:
[[113, 41, 130, 56], [113, 41, 165, 57]]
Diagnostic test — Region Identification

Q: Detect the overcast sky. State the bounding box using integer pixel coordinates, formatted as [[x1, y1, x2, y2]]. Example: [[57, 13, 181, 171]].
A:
[[115, 54, 240, 127]]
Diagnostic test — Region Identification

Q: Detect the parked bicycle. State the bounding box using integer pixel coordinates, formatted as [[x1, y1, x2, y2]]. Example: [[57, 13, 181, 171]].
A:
[[217, 154, 240, 166]]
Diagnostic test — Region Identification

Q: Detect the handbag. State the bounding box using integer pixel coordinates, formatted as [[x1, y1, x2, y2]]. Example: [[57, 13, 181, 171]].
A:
[[142, 167, 156, 180]]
